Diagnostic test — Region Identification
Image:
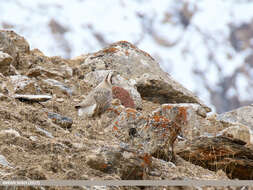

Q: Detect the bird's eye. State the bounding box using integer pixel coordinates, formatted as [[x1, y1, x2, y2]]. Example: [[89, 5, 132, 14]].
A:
[[129, 128, 137, 137]]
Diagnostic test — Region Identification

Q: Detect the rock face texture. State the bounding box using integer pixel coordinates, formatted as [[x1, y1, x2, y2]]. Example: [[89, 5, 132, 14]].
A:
[[0, 30, 253, 189], [177, 136, 253, 180]]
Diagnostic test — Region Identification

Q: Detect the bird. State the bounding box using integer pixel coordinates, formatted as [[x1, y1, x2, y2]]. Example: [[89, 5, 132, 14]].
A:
[[75, 71, 114, 118]]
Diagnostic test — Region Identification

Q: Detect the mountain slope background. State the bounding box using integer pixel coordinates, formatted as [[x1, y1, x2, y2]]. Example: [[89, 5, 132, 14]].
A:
[[1, 0, 253, 113]]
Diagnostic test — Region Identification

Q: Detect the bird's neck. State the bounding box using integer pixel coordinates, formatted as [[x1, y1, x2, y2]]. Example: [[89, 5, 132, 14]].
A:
[[97, 80, 112, 89]]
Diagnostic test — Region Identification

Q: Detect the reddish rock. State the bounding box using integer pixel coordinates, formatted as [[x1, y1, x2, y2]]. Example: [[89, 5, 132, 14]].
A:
[[112, 86, 135, 109]]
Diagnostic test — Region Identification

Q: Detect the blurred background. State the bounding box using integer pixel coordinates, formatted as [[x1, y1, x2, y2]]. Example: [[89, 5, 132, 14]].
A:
[[1, 0, 253, 113]]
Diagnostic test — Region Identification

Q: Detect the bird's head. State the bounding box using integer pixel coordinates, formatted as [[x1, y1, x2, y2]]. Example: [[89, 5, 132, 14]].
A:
[[104, 70, 117, 88]]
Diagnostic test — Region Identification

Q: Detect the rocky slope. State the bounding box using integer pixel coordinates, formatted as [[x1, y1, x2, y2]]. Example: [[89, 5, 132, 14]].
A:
[[2, 0, 253, 114], [0, 30, 253, 190]]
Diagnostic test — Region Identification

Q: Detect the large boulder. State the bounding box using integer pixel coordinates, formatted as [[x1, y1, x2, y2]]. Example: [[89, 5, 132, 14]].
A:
[[81, 41, 211, 112], [217, 105, 253, 129], [177, 136, 253, 179], [217, 105, 253, 144], [151, 103, 209, 141]]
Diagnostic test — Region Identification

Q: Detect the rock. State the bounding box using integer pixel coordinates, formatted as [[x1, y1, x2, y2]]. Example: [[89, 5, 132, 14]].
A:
[[22, 166, 48, 180], [85, 144, 150, 180], [217, 105, 253, 129], [217, 105, 253, 144], [22, 56, 73, 78], [56, 98, 64, 103], [218, 125, 252, 145], [0, 129, 20, 137], [71, 54, 88, 64], [0, 155, 13, 168], [152, 103, 209, 141], [60, 64, 73, 78], [107, 104, 184, 161], [15, 49, 50, 72], [13, 94, 52, 102], [106, 107, 146, 150], [136, 73, 211, 112], [0, 93, 10, 101], [26, 66, 65, 79], [113, 73, 142, 109], [47, 112, 73, 129], [35, 126, 54, 138], [177, 136, 253, 179], [81, 41, 210, 112], [81, 41, 165, 79], [140, 104, 196, 161], [0, 73, 5, 80], [0, 75, 9, 95], [43, 79, 74, 96], [112, 86, 135, 109], [9, 75, 40, 94], [0, 51, 13, 75], [0, 30, 30, 57], [85, 138, 228, 181], [0, 30, 30, 73], [86, 151, 120, 175]]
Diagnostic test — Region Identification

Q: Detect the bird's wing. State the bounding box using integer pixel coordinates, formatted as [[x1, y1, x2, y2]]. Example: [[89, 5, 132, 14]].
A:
[[93, 88, 112, 105], [75, 92, 96, 109]]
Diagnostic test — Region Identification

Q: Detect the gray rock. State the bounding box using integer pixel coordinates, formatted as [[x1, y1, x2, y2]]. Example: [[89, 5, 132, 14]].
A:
[[85, 144, 148, 180], [47, 112, 73, 129], [0, 155, 13, 168], [35, 126, 54, 138], [217, 105, 253, 144], [81, 41, 166, 80], [43, 79, 74, 96], [217, 105, 253, 128], [136, 73, 211, 112]]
